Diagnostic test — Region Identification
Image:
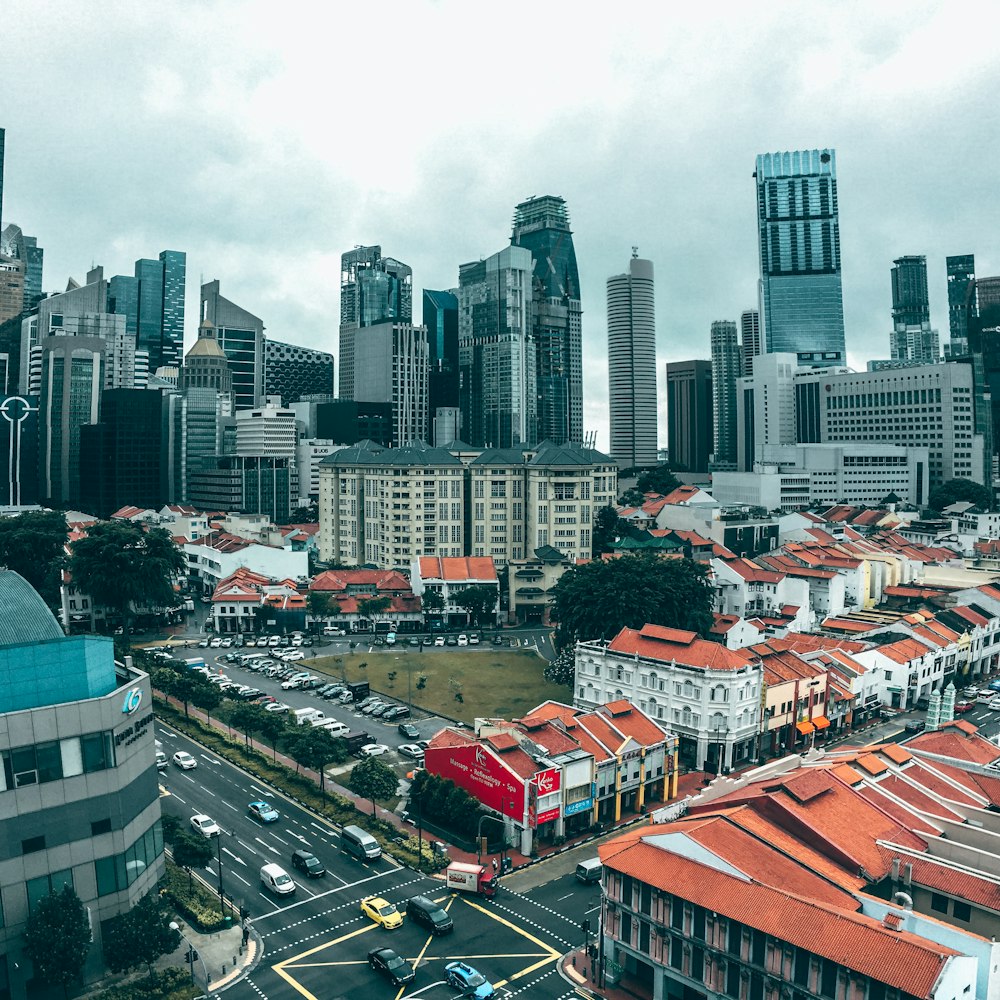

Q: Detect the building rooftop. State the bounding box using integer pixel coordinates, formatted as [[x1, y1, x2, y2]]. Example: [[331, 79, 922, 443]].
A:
[[0, 570, 65, 647]]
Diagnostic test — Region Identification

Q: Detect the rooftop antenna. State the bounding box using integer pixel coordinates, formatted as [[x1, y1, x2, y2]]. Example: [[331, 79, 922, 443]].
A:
[[631, 246, 639, 259]]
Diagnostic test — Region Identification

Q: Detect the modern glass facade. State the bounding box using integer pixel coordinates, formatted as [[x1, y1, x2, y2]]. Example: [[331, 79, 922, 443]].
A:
[[159, 249, 186, 371], [201, 280, 264, 410], [423, 289, 459, 440], [947, 254, 976, 353], [0, 225, 44, 312], [710, 320, 741, 467], [891, 255, 929, 327], [263, 338, 334, 404], [511, 196, 582, 445], [756, 149, 845, 366], [458, 246, 536, 449]]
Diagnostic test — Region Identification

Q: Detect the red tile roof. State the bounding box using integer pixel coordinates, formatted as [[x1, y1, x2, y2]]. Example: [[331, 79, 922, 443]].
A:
[[418, 556, 498, 582], [608, 623, 758, 672], [311, 569, 412, 593], [906, 722, 1000, 766], [599, 828, 955, 998]]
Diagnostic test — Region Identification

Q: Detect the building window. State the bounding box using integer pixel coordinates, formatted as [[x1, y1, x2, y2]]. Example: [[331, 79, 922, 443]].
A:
[[953, 901, 972, 922], [930, 893, 948, 913], [91, 818, 113, 836], [26, 869, 74, 913], [94, 820, 164, 896], [22, 835, 46, 854]]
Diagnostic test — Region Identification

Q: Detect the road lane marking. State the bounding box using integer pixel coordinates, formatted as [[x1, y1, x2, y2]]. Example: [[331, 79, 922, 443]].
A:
[[557, 893, 573, 901], [270, 832, 290, 846], [256, 837, 280, 854], [171, 794, 187, 805], [231, 871, 251, 887], [223, 847, 246, 866], [220, 800, 239, 811]]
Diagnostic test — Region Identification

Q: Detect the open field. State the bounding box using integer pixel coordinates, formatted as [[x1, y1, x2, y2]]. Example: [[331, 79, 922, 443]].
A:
[[309, 649, 560, 723]]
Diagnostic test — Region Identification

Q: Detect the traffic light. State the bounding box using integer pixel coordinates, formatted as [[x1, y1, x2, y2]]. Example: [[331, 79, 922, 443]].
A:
[[187, 948, 199, 962]]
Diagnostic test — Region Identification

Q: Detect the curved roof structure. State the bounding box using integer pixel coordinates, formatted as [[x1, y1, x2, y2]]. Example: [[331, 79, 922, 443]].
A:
[[0, 570, 64, 647]]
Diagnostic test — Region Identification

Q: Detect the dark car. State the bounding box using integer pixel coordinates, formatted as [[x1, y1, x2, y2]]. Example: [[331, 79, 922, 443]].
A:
[[491, 634, 506, 645], [446, 636, 459, 646], [406, 894, 453, 935], [291, 849, 326, 878], [421, 637, 433, 646], [398, 722, 420, 739], [904, 720, 926, 734], [368, 947, 414, 986], [408, 637, 420, 647], [384, 705, 410, 720], [915, 696, 930, 711], [302, 637, 314, 647]]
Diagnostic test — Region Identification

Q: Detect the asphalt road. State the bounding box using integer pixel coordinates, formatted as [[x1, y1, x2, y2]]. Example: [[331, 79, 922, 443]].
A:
[[157, 723, 597, 999]]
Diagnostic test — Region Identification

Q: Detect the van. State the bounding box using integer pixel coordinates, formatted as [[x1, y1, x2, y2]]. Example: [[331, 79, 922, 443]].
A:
[[308, 713, 333, 727], [575, 858, 603, 884], [316, 719, 350, 737], [406, 895, 454, 935], [293, 707, 323, 726], [260, 862, 296, 895], [341, 824, 381, 861]]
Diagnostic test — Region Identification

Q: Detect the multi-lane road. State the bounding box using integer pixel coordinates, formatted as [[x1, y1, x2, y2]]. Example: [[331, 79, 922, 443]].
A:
[[157, 721, 601, 1000]]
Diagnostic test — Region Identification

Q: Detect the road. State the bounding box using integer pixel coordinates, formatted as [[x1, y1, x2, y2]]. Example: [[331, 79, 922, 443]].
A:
[[157, 723, 597, 1000]]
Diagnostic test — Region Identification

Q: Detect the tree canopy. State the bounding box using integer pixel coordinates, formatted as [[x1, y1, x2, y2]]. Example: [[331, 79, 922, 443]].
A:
[[286, 727, 348, 795], [103, 892, 180, 979], [592, 504, 627, 555], [23, 884, 92, 993], [171, 831, 215, 892], [357, 595, 391, 625], [543, 647, 576, 687], [452, 585, 496, 627], [0, 509, 68, 607], [69, 522, 185, 623], [550, 553, 714, 646], [349, 756, 398, 815], [928, 477, 995, 513]]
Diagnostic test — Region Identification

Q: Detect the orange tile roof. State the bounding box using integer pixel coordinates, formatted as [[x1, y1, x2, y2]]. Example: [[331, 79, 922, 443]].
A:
[[599, 828, 955, 998], [907, 723, 1000, 766], [881, 852, 1000, 913], [311, 568, 412, 593], [876, 637, 933, 664], [608, 623, 758, 671], [596, 702, 667, 746], [418, 556, 498, 582]]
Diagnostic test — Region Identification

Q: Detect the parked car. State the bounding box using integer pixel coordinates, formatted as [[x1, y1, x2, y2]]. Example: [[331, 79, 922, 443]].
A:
[[173, 751, 198, 770], [421, 637, 434, 646], [384, 705, 410, 720], [190, 814, 220, 838], [368, 947, 414, 986], [457, 634, 469, 646], [434, 636, 446, 646], [291, 849, 326, 878], [248, 800, 280, 823], [468, 635, 480, 645], [399, 744, 424, 760], [359, 744, 390, 757], [264, 702, 290, 713], [491, 634, 506, 645], [398, 722, 420, 739], [989, 697, 1000, 711], [446, 636, 458, 646]]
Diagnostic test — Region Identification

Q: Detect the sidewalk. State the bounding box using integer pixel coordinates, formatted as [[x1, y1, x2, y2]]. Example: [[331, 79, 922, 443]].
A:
[[157, 916, 261, 994], [560, 945, 651, 1000]]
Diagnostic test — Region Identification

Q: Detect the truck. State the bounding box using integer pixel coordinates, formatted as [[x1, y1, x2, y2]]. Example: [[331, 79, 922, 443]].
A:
[[183, 656, 207, 671], [346, 680, 370, 702], [445, 862, 497, 899], [343, 731, 372, 755], [293, 707, 324, 726]]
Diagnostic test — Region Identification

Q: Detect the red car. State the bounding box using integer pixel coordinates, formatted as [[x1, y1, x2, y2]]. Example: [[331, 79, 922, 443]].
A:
[[954, 701, 975, 714]]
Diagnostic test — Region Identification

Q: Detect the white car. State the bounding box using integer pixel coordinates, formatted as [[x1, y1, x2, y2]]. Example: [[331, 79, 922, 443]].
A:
[[209, 638, 223, 648], [434, 635, 445, 646], [190, 814, 221, 838], [457, 634, 469, 646], [989, 697, 1000, 711], [268, 635, 281, 646], [280, 678, 303, 690], [398, 743, 425, 760], [173, 751, 198, 770], [291, 636, 304, 647], [359, 743, 390, 757], [468, 635, 480, 645], [283, 650, 306, 661]]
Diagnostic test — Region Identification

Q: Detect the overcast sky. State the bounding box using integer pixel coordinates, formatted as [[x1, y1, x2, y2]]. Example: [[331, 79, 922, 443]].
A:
[[4, 2, 999, 451]]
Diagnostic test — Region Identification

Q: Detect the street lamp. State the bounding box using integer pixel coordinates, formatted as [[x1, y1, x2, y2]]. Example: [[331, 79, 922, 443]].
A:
[[169, 921, 203, 986], [215, 830, 234, 919]]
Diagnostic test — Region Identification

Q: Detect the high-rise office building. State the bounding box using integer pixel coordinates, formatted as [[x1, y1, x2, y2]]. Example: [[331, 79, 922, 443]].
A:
[[740, 309, 761, 376], [353, 322, 429, 446], [1, 225, 43, 312], [665, 360, 713, 473], [200, 279, 264, 410], [710, 320, 742, 468], [890, 255, 930, 327], [888, 255, 938, 364], [755, 148, 846, 366], [181, 319, 233, 396], [0, 127, 5, 231], [458, 246, 536, 449], [263, 339, 334, 404], [946, 254, 977, 355], [338, 246, 412, 400], [607, 254, 657, 468], [423, 289, 459, 443], [511, 195, 583, 444], [0, 254, 24, 325], [79, 389, 166, 518]]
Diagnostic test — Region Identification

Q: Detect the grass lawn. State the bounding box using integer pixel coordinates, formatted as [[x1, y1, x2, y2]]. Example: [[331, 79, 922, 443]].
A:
[[309, 649, 563, 724]]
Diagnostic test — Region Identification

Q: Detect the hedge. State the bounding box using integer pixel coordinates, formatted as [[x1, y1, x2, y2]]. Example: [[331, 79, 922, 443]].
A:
[[92, 967, 197, 1000], [160, 860, 228, 933]]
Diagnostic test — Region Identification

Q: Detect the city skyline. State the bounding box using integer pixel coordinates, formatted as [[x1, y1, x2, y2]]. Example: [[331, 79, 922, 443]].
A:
[[2, 4, 999, 451]]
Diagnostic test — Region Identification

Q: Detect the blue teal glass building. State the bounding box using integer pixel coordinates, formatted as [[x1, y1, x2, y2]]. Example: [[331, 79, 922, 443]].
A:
[[422, 289, 459, 438], [755, 149, 846, 367]]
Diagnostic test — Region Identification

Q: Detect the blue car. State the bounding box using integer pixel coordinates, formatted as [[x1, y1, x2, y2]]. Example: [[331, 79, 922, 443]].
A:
[[248, 800, 279, 823], [445, 961, 495, 999]]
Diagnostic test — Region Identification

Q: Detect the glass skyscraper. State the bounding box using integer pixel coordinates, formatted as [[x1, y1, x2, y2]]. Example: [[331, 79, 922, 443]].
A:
[[200, 279, 264, 410], [946, 254, 976, 355], [511, 195, 582, 444], [890, 255, 929, 327], [755, 149, 846, 367], [423, 289, 459, 442]]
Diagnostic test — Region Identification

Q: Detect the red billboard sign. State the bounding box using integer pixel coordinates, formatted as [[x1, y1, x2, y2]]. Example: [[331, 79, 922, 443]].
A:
[[536, 806, 560, 826], [425, 743, 525, 820], [533, 767, 561, 795]]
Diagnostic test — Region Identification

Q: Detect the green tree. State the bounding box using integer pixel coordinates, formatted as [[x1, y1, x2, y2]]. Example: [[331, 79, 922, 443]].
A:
[[257, 710, 289, 761], [23, 884, 91, 995], [452, 585, 497, 628], [551, 552, 714, 646], [636, 465, 681, 497], [170, 672, 198, 719], [171, 831, 214, 893], [928, 477, 995, 513], [228, 701, 270, 749], [103, 892, 181, 981], [286, 727, 348, 795], [350, 755, 399, 815], [69, 522, 185, 630], [190, 678, 222, 726], [592, 504, 626, 555], [357, 595, 391, 629], [306, 590, 332, 630], [0, 510, 69, 608], [420, 589, 445, 618], [544, 646, 576, 687]]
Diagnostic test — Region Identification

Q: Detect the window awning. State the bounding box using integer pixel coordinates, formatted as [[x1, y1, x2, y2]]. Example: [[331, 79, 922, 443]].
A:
[[796, 720, 815, 735], [812, 716, 830, 730]]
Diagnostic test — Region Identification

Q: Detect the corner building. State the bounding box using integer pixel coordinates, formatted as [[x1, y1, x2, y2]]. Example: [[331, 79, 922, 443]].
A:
[[0, 572, 163, 998]]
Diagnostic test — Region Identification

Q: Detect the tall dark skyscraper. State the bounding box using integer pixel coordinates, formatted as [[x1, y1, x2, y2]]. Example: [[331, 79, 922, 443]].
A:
[[756, 149, 846, 367], [740, 309, 761, 376], [665, 360, 713, 474], [1, 225, 43, 313], [710, 320, 741, 468], [201, 279, 264, 410], [947, 255, 977, 355], [0, 127, 5, 232], [338, 246, 412, 400], [511, 195, 582, 444], [422, 289, 459, 443], [607, 254, 657, 468], [890, 255, 930, 327]]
